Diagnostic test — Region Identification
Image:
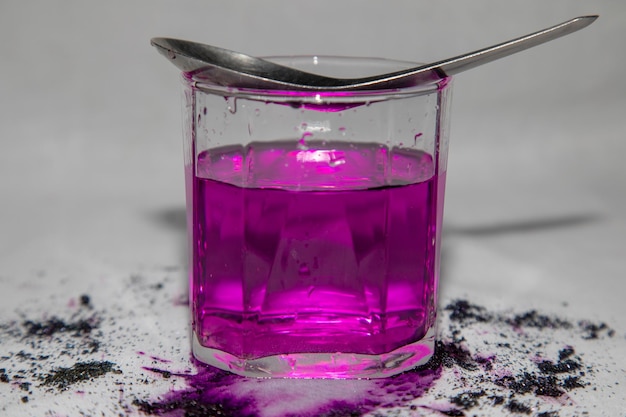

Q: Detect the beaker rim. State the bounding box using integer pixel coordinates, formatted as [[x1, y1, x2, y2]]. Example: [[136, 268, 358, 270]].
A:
[[184, 55, 451, 103]]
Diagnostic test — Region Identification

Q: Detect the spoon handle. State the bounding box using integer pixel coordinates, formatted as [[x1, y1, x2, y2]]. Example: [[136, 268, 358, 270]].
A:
[[349, 15, 598, 90], [437, 15, 598, 76]]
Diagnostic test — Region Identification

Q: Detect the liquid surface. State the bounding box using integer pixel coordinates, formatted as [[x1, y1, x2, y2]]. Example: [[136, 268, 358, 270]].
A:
[[192, 141, 444, 359]]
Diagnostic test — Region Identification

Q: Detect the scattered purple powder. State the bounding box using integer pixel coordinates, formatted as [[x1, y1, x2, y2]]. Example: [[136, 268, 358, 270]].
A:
[[79, 294, 91, 307], [537, 358, 581, 374], [450, 390, 485, 409], [505, 399, 532, 414], [430, 340, 479, 371], [23, 316, 98, 337], [499, 372, 565, 397], [558, 346, 575, 360], [42, 361, 121, 390], [19, 294, 98, 339], [578, 321, 615, 339], [505, 309, 572, 330], [562, 376, 585, 390], [437, 408, 465, 417], [444, 299, 493, 323], [0, 290, 617, 417], [0, 294, 116, 402], [490, 395, 505, 405], [537, 412, 559, 417]]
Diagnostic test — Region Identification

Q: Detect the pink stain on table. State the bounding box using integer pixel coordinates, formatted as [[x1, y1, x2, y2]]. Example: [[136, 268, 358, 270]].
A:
[[136, 357, 441, 417]]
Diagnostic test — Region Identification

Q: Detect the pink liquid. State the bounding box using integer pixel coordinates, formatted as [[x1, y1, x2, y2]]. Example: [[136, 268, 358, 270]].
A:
[[191, 141, 444, 362]]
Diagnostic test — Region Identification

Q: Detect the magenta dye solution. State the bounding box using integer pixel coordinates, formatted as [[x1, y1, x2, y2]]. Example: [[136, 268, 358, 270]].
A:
[[190, 141, 446, 378]]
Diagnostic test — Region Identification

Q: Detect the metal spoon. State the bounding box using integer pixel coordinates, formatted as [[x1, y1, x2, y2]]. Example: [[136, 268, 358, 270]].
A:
[[151, 15, 597, 91]]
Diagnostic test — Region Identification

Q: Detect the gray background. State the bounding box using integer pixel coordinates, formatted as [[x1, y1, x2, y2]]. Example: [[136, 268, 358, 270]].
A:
[[1, 1, 625, 415], [2, 0, 625, 305]]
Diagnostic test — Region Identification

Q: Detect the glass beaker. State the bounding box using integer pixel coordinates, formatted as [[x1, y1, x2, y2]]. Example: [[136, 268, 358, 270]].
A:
[[180, 56, 452, 378]]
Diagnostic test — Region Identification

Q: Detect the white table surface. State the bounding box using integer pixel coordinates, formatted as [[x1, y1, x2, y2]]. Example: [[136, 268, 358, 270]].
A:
[[1, 2, 625, 416]]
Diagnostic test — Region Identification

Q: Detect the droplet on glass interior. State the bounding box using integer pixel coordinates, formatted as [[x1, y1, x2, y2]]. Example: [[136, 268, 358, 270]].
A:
[[298, 131, 313, 150], [299, 264, 311, 276], [329, 158, 346, 168], [226, 97, 237, 114]]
